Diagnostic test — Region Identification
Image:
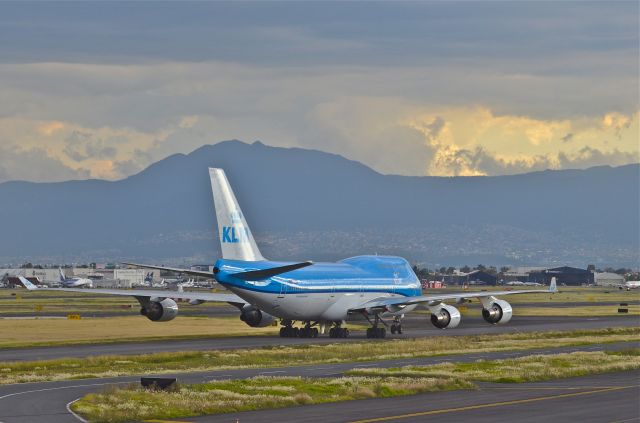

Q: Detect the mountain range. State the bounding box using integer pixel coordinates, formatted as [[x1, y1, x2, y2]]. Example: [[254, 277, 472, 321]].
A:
[[0, 140, 638, 267]]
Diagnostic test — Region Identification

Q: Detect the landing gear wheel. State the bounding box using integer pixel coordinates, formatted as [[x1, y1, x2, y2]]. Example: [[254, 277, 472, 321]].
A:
[[312, 328, 319, 338], [390, 325, 397, 334], [329, 327, 348, 338], [367, 327, 386, 338]]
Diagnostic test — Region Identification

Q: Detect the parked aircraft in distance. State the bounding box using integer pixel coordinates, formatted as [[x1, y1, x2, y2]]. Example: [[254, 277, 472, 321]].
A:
[[506, 281, 542, 286], [58, 268, 93, 288], [622, 281, 640, 290], [25, 168, 557, 339]]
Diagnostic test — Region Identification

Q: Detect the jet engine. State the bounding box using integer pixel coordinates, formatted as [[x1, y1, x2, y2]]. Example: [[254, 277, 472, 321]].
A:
[[240, 305, 275, 327], [482, 299, 512, 324], [428, 304, 461, 329], [140, 298, 179, 322]]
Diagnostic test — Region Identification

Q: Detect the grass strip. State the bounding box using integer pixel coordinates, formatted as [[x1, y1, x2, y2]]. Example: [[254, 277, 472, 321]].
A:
[[347, 348, 640, 382], [1, 327, 638, 385], [72, 349, 640, 423], [0, 316, 278, 349]]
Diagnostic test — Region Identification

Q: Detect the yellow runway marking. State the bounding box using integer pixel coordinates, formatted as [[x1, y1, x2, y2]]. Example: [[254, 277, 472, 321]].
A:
[[609, 418, 640, 423], [485, 385, 628, 391], [144, 420, 192, 423], [349, 385, 635, 423]]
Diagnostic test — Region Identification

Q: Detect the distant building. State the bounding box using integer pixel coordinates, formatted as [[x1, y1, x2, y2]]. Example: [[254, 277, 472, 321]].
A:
[[529, 266, 594, 286], [503, 267, 547, 282], [113, 269, 147, 288], [443, 270, 497, 286], [0, 268, 62, 284], [594, 272, 625, 287], [421, 280, 445, 289]]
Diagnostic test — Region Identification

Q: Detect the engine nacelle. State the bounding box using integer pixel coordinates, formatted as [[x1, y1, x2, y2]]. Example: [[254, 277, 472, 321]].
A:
[[141, 298, 179, 322], [429, 304, 461, 329], [482, 299, 512, 324], [240, 305, 275, 327]]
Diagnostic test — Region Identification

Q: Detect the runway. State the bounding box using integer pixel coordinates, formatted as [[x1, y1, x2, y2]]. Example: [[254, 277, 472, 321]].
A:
[[1, 314, 637, 362], [0, 341, 637, 423], [190, 371, 640, 423], [1, 300, 636, 319]]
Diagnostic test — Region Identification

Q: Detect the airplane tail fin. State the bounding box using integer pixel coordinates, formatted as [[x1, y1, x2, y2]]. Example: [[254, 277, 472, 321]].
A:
[[549, 277, 558, 293], [209, 168, 265, 261], [18, 276, 38, 290], [59, 268, 66, 282]]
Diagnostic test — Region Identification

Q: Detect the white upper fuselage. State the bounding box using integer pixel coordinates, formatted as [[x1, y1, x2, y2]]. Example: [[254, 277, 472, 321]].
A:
[[62, 278, 93, 288]]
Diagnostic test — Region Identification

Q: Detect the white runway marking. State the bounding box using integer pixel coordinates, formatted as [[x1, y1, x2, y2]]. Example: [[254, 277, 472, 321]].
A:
[[0, 382, 121, 400], [66, 398, 88, 423]]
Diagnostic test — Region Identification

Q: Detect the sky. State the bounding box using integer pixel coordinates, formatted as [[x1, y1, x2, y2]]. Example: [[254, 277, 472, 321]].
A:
[[0, 1, 638, 182]]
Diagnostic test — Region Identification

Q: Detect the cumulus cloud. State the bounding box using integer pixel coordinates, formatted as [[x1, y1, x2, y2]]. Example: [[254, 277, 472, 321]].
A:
[[0, 1, 637, 181]]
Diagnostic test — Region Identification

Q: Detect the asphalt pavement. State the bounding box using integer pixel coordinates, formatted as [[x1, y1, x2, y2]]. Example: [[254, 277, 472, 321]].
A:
[[1, 314, 638, 362], [189, 371, 640, 423], [0, 341, 637, 423]]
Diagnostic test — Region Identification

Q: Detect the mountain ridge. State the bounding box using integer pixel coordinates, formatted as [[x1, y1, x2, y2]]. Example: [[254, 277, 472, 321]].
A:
[[0, 140, 637, 267]]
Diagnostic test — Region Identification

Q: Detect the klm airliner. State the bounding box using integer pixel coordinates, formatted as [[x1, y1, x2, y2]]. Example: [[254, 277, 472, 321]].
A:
[[25, 168, 556, 339]]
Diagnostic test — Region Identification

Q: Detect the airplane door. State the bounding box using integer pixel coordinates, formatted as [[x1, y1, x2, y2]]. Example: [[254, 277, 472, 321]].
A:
[[277, 281, 287, 298], [392, 269, 401, 295]]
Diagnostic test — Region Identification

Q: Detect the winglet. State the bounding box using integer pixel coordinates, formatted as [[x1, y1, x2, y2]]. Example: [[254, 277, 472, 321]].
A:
[[18, 276, 39, 290], [549, 277, 557, 293]]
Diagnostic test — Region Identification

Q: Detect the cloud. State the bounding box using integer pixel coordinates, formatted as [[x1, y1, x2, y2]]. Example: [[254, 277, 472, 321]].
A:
[[0, 0, 637, 182], [0, 146, 89, 183]]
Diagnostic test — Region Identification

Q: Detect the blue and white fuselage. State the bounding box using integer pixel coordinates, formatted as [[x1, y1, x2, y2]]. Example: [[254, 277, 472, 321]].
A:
[[215, 255, 421, 321]]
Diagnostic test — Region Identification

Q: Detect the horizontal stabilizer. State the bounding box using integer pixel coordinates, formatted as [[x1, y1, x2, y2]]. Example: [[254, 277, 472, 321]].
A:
[[232, 261, 313, 281], [122, 262, 214, 278]]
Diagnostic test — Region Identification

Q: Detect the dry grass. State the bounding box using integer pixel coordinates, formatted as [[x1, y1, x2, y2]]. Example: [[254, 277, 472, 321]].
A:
[[514, 305, 640, 316], [72, 375, 473, 423], [0, 316, 277, 348], [1, 327, 637, 385], [72, 349, 640, 423], [347, 349, 640, 383], [0, 288, 230, 315]]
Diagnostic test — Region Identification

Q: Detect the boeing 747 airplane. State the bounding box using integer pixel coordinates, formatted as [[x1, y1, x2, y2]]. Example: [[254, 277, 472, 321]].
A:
[[23, 168, 556, 339], [58, 268, 93, 288]]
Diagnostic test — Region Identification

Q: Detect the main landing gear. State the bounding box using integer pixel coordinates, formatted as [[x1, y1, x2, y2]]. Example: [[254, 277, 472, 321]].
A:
[[279, 321, 319, 338], [366, 314, 386, 338], [365, 315, 402, 339], [329, 324, 349, 338]]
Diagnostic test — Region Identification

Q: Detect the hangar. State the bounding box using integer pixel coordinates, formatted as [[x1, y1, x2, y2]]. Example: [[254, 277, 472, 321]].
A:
[[594, 272, 625, 287], [529, 266, 594, 286]]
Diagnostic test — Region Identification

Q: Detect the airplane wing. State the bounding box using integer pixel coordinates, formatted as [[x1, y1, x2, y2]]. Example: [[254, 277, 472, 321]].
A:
[[349, 280, 557, 313], [23, 282, 247, 306], [122, 262, 215, 278]]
